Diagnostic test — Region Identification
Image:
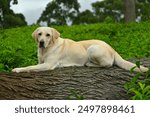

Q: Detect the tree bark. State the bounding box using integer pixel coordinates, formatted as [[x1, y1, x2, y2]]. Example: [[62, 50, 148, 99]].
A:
[[0, 58, 149, 100], [124, 0, 136, 22]]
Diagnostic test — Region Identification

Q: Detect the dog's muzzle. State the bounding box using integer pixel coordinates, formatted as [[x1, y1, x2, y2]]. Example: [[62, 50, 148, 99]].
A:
[[39, 41, 45, 48]]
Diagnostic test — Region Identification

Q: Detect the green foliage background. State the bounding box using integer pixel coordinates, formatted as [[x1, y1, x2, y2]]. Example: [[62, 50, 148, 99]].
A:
[[0, 22, 150, 71]]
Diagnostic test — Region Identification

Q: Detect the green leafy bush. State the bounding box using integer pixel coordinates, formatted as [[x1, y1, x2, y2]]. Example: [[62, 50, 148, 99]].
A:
[[124, 62, 150, 100], [0, 22, 150, 72], [0, 26, 38, 71]]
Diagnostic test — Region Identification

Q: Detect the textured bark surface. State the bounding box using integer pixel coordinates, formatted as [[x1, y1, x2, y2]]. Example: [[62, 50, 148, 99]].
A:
[[124, 0, 136, 22], [0, 58, 149, 100]]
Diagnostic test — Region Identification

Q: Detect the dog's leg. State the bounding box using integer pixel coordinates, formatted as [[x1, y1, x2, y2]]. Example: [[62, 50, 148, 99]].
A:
[[12, 63, 54, 73], [85, 62, 100, 67], [87, 45, 114, 67]]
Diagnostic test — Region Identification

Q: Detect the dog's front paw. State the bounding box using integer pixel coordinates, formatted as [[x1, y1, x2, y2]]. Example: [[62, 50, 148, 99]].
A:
[[12, 68, 25, 73]]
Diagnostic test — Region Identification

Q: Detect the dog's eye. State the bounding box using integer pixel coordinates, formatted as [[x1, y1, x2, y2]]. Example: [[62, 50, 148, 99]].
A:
[[46, 34, 50, 37], [38, 33, 42, 36]]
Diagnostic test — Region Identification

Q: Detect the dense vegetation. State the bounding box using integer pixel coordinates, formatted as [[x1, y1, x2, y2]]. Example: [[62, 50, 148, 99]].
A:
[[0, 23, 150, 99], [0, 22, 150, 71]]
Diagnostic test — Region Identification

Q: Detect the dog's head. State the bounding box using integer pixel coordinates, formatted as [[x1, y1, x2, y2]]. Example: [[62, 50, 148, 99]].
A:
[[32, 27, 60, 48]]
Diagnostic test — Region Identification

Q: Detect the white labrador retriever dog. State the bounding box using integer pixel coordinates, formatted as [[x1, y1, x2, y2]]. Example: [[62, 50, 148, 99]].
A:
[[12, 27, 149, 73]]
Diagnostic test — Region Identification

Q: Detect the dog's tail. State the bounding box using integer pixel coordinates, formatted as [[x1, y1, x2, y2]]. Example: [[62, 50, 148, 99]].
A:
[[114, 52, 149, 72]]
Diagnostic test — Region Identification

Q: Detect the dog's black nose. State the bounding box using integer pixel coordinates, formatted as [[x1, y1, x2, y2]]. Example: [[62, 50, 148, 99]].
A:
[[39, 41, 45, 48]]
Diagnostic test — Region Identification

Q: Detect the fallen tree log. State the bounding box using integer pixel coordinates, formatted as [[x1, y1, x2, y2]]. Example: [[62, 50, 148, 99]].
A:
[[0, 58, 149, 100]]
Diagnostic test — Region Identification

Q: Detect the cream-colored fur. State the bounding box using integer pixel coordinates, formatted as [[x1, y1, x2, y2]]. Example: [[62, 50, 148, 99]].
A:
[[12, 27, 149, 73]]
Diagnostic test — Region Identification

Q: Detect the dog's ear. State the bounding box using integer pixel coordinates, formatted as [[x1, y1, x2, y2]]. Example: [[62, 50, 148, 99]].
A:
[[51, 28, 60, 40], [32, 28, 39, 42]]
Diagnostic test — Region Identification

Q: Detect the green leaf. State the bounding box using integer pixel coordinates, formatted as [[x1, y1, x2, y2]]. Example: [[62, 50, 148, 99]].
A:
[[130, 66, 136, 73], [145, 69, 150, 78], [130, 89, 143, 100], [138, 82, 145, 90], [131, 73, 141, 83], [135, 61, 140, 68], [143, 86, 150, 95]]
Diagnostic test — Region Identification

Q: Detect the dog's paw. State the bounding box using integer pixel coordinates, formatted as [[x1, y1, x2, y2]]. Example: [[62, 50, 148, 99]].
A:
[[12, 68, 24, 73]]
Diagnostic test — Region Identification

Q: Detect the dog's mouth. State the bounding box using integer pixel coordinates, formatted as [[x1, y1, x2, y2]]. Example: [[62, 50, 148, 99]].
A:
[[39, 41, 45, 48]]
